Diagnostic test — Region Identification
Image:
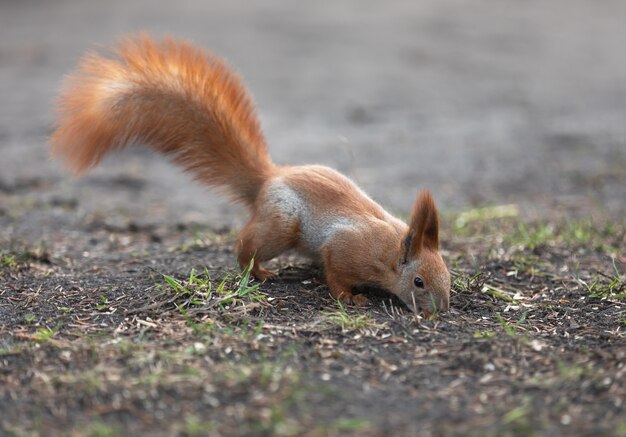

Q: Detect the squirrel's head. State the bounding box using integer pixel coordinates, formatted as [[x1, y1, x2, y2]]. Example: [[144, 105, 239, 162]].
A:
[[393, 190, 450, 316]]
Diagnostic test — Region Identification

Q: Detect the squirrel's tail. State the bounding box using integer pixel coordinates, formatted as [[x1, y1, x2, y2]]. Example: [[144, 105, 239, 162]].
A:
[[51, 34, 274, 205]]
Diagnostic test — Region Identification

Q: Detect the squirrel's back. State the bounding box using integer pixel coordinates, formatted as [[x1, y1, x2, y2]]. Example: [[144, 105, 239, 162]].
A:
[[51, 34, 275, 205]]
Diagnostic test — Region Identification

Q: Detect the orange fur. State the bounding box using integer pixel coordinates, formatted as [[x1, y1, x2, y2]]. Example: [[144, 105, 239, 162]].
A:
[[51, 35, 451, 314], [51, 33, 274, 205], [403, 190, 440, 260]]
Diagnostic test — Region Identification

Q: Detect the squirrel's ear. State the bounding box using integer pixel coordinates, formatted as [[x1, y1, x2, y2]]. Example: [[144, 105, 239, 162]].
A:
[[402, 190, 440, 262]]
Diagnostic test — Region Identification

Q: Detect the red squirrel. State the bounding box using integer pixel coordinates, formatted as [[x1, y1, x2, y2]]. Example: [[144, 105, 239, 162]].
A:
[[50, 35, 451, 315]]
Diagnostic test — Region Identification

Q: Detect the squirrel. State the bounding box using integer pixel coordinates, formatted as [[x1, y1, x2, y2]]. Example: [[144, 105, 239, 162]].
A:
[[50, 34, 451, 315]]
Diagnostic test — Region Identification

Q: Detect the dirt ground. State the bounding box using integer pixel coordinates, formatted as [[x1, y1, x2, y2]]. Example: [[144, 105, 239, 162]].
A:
[[1, 1, 625, 436]]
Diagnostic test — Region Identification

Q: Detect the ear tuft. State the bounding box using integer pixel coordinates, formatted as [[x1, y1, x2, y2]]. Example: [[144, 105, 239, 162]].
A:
[[404, 190, 440, 258]]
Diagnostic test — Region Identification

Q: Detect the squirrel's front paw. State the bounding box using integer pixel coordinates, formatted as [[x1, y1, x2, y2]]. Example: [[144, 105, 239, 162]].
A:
[[351, 294, 369, 307], [252, 267, 277, 282], [335, 291, 369, 307]]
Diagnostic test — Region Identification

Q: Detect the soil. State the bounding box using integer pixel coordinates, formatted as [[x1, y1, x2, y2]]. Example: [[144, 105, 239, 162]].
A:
[[2, 195, 625, 436], [1, 1, 626, 436]]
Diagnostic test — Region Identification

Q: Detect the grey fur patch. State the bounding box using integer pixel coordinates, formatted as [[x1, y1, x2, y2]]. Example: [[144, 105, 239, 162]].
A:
[[265, 179, 358, 254]]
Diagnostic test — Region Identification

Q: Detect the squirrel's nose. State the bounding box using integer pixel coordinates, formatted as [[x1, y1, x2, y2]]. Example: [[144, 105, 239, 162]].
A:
[[434, 293, 450, 313], [440, 296, 450, 312]]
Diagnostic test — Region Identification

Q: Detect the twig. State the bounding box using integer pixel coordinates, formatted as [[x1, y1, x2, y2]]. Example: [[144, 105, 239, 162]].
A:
[[124, 294, 180, 315]]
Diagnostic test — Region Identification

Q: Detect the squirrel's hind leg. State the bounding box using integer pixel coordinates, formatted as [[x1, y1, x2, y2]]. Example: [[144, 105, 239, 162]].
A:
[[235, 214, 299, 281]]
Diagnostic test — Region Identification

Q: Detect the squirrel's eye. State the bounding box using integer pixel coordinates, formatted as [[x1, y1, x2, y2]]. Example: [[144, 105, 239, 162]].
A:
[[413, 276, 424, 288]]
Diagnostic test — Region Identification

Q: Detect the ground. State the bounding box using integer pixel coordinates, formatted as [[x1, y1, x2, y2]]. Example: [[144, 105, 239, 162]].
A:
[[1, 205, 624, 436], [1, 1, 626, 436]]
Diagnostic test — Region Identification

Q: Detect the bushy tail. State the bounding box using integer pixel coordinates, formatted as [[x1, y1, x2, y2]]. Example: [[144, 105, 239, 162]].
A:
[[50, 34, 275, 205]]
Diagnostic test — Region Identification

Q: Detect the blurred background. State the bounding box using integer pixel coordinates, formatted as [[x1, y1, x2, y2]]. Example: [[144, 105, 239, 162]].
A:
[[1, 0, 625, 229]]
